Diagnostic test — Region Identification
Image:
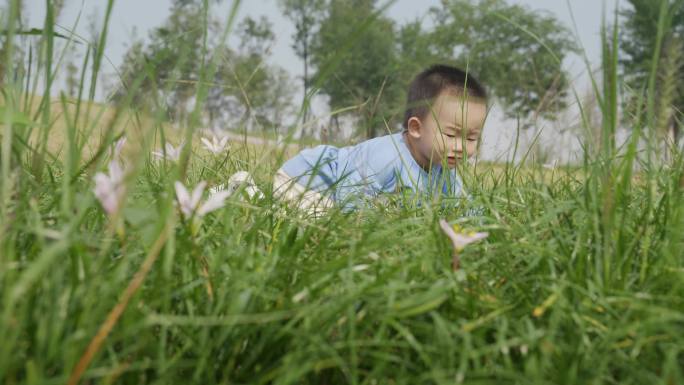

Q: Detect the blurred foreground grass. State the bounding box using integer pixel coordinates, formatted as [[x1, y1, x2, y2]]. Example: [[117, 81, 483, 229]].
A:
[[1, 1, 683, 384], [1, 95, 682, 384]]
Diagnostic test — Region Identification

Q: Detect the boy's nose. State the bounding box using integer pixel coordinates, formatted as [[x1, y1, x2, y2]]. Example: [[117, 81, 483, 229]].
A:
[[454, 139, 463, 154]]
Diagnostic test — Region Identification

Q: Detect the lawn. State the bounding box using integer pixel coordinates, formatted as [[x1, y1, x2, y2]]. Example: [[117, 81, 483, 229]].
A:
[[1, 2, 683, 384], [2, 103, 683, 384]]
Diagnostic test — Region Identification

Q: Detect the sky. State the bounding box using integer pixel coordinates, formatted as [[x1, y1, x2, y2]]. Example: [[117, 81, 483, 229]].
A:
[[26, 0, 620, 80], [25, 0, 623, 162]]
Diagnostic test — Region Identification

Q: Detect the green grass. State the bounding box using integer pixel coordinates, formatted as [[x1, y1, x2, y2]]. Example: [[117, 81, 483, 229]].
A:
[[1, 1, 684, 384]]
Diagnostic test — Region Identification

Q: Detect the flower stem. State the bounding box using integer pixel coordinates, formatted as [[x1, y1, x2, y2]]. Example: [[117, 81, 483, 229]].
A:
[[67, 223, 170, 385], [452, 250, 461, 271]]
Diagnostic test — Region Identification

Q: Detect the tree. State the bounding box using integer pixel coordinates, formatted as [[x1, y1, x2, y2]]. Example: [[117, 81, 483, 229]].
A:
[[111, 1, 206, 121], [112, 2, 294, 131], [148, 2, 206, 121], [311, 0, 402, 139], [307, 0, 576, 139], [0, 0, 27, 87], [620, 0, 684, 152], [429, 0, 577, 125], [395, 19, 445, 87], [206, 17, 295, 132], [64, 44, 80, 98], [278, 0, 326, 125], [111, 38, 148, 106]]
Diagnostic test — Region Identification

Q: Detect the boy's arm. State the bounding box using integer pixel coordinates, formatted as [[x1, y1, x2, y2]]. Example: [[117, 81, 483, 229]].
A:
[[280, 145, 339, 193], [449, 170, 485, 218], [332, 140, 398, 209]]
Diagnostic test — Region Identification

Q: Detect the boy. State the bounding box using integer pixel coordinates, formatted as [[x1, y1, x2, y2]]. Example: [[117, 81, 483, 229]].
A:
[[274, 64, 488, 215]]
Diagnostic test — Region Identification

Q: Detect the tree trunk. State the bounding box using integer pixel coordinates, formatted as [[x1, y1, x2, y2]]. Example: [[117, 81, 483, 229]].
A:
[[303, 37, 309, 125]]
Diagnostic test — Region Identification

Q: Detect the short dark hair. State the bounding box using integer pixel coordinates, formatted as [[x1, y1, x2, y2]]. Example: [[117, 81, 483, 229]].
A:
[[403, 64, 487, 130]]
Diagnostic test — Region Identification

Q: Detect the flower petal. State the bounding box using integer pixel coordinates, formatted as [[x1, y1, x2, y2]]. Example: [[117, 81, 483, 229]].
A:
[[439, 219, 488, 251], [108, 161, 124, 183], [228, 171, 252, 186], [439, 219, 459, 243], [209, 184, 226, 195], [173, 181, 190, 207], [201, 137, 213, 151], [244, 185, 263, 199], [219, 136, 229, 148], [114, 137, 126, 156], [190, 181, 207, 208], [197, 189, 231, 216], [451, 232, 489, 250], [94, 173, 119, 214]]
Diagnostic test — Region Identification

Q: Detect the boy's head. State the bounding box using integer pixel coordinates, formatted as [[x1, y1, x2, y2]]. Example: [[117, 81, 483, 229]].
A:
[[403, 64, 488, 170]]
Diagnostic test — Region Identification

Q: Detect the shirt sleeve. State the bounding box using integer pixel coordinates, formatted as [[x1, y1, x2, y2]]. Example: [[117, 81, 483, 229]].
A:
[[280, 145, 339, 194], [333, 137, 400, 209]]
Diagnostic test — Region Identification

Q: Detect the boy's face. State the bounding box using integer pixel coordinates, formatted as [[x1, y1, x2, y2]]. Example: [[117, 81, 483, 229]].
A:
[[406, 91, 487, 170]]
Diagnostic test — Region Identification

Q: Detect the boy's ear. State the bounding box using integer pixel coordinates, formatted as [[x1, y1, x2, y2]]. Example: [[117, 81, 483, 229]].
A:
[[407, 117, 422, 138]]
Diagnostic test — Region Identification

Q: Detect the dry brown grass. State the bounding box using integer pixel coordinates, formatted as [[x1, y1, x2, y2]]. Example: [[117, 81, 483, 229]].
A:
[[12, 95, 296, 163]]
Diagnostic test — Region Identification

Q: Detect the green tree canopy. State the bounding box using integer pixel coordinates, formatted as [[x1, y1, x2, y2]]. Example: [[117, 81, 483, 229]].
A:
[[310, 0, 403, 138], [428, 0, 577, 124], [111, 1, 205, 120], [112, 2, 294, 132], [278, 0, 326, 125], [300, 0, 577, 139], [207, 16, 295, 132]]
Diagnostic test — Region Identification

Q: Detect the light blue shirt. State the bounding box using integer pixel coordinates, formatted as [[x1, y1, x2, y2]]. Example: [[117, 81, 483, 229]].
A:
[[280, 132, 467, 209]]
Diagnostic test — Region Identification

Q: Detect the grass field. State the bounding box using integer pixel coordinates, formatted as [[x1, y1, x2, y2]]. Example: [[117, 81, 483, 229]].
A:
[[1, 1, 684, 384]]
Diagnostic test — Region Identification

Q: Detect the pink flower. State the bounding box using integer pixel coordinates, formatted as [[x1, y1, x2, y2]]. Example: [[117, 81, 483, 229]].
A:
[[201, 135, 230, 154], [93, 161, 126, 215], [439, 219, 488, 270], [439, 219, 489, 251], [152, 142, 183, 162], [174, 181, 231, 218], [112, 136, 126, 158]]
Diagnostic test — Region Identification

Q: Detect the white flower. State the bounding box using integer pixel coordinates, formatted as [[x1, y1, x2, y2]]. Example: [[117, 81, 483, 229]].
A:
[[93, 161, 126, 215], [152, 142, 184, 162], [197, 189, 232, 216], [174, 180, 231, 218], [438, 219, 489, 252], [439, 219, 488, 271], [175, 181, 205, 217], [292, 288, 309, 303], [226, 171, 263, 199], [352, 264, 370, 272], [201, 134, 230, 154], [209, 184, 226, 195]]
